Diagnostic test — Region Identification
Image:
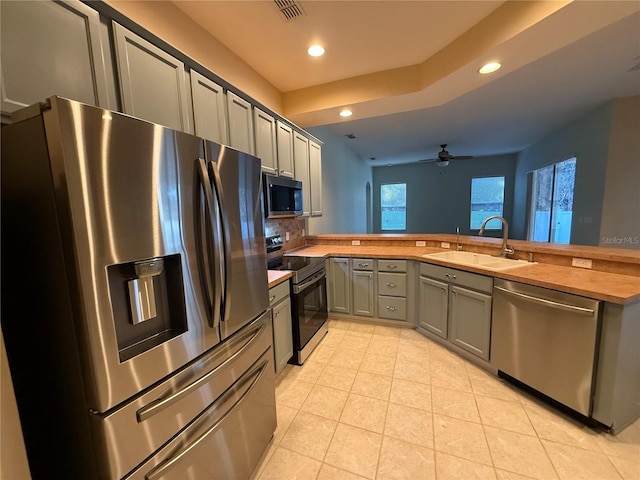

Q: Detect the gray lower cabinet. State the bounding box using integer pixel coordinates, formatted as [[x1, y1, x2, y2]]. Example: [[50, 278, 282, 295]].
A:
[[190, 70, 228, 144], [329, 257, 351, 314], [449, 286, 492, 360], [419, 276, 449, 337], [112, 22, 192, 133], [1, 0, 111, 115], [419, 263, 492, 361], [352, 270, 374, 317], [377, 260, 408, 322], [269, 282, 293, 374]]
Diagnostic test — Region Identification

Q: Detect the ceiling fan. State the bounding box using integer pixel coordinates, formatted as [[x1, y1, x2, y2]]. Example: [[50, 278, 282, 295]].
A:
[[420, 144, 474, 167]]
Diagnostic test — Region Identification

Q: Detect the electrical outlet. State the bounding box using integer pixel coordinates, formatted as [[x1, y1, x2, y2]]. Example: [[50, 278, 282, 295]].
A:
[[572, 257, 592, 269], [285, 232, 290, 241], [416, 241, 426, 247], [441, 242, 450, 249], [351, 240, 361, 246]]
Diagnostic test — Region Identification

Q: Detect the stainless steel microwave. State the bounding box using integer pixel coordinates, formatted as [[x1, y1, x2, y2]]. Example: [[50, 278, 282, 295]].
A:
[[263, 174, 303, 218]]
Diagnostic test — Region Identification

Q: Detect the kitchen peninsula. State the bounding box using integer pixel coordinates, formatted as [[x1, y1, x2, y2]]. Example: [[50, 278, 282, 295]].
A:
[[285, 234, 640, 434]]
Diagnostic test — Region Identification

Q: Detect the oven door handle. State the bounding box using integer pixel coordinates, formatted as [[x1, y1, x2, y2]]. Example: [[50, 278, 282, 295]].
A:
[[292, 270, 325, 295]]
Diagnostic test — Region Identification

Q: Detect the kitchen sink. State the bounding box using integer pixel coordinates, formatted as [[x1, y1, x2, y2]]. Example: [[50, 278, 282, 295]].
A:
[[421, 251, 535, 271]]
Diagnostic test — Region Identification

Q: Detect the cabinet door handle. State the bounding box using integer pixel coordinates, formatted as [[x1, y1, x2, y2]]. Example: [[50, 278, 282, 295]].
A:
[[386, 305, 397, 311], [386, 282, 396, 287]]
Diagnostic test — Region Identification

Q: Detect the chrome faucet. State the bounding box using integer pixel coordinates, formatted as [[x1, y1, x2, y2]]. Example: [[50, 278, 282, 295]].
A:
[[478, 216, 514, 257], [456, 227, 463, 251]]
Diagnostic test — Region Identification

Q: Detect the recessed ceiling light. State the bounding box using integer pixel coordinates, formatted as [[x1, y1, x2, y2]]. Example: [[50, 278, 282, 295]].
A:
[[307, 45, 325, 57], [479, 62, 501, 74], [339, 109, 353, 118]]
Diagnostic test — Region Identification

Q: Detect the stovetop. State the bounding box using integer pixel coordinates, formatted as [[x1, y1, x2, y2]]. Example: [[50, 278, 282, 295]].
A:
[[266, 235, 325, 284]]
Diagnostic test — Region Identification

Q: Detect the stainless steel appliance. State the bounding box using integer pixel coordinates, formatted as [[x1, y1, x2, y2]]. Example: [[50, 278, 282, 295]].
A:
[[263, 173, 303, 218], [266, 236, 328, 364], [491, 279, 601, 416], [1, 96, 275, 479]]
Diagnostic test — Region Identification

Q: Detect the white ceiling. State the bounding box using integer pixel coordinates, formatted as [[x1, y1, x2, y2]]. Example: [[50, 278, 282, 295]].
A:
[[172, 1, 640, 166]]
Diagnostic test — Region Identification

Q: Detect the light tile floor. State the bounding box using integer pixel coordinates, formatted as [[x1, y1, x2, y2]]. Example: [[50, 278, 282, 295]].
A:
[[252, 319, 640, 480]]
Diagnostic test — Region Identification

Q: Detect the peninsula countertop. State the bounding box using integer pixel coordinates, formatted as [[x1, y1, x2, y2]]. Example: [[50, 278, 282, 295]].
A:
[[285, 244, 640, 304]]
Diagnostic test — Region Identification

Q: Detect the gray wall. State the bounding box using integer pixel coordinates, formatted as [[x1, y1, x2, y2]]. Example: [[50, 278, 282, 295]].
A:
[[599, 96, 640, 248], [372, 154, 516, 235], [512, 101, 614, 244], [306, 125, 373, 234]]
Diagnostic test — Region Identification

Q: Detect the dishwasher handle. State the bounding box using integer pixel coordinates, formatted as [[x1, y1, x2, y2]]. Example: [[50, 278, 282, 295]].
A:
[[494, 286, 595, 316]]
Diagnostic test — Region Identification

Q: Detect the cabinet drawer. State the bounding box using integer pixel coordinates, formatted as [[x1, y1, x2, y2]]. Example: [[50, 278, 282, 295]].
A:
[[377, 272, 407, 297], [353, 258, 374, 271], [420, 263, 493, 294], [377, 259, 407, 273], [377, 296, 407, 321], [269, 281, 290, 307]]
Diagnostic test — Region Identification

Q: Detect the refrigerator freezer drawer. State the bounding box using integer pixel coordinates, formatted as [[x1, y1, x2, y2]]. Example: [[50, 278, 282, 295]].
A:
[[124, 349, 276, 480], [92, 311, 274, 480]]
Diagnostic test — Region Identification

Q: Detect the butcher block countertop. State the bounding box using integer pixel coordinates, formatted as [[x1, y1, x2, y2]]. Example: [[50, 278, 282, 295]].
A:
[[268, 270, 292, 289], [286, 243, 640, 305]]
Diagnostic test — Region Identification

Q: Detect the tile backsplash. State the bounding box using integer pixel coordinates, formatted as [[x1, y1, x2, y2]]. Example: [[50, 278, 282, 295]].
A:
[[265, 217, 307, 252]]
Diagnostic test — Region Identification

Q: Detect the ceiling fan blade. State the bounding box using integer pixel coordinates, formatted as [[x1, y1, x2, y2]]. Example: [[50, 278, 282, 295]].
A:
[[452, 155, 473, 160], [419, 158, 438, 163]]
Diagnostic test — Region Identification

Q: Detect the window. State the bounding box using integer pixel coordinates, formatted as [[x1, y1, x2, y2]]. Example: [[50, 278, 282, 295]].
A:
[[381, 183, 406, 230], [470, 176, 505, 229], [527, 157, 576, 244]]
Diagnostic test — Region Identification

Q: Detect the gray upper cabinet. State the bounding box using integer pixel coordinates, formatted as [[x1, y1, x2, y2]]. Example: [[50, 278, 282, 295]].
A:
[[254, 108, 277, 175], [190, 70, 228, 145], [226, 91, 255, 154], [309, 140, 323, 216], [275, 121, 295, 178], [113, 22, 191, 133], [293, 132, 311, 216], [1, 0, 111, 115]]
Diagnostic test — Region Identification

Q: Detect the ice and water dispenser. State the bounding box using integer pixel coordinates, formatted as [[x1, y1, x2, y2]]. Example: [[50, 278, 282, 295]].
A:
[[107, 254, 187, 362]]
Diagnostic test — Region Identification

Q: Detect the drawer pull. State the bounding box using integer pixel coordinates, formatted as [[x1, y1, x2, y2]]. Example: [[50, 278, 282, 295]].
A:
[[386, 305, 397, 311], [387, 264, 397, 269], [445, 273, 457, 279], [269, 295, 276, 302], [386, 282, 397, 287], [358, 263, 369, 268]]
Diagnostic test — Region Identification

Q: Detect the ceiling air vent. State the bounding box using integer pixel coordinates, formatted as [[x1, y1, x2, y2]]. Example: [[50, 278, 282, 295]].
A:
[[345, 134, 356, 139], [273, 0, 306, 21]]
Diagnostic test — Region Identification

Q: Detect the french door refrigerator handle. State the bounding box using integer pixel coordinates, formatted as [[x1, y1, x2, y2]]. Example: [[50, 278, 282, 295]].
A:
[[208, 160, 232, 325], [195, 158, 221, 328], [135, 320, 267, 422], [494, 286, 595, 315], [143, 359, 269, 480]]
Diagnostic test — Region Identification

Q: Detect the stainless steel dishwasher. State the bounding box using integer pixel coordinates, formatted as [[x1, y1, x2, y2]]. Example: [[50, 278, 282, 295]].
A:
[[491, 279, 601, 416]]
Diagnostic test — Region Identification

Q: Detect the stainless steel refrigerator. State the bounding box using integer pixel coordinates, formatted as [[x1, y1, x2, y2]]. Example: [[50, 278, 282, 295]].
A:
[[1, 96, 275, 479]]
